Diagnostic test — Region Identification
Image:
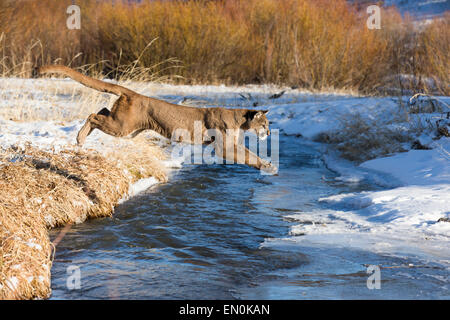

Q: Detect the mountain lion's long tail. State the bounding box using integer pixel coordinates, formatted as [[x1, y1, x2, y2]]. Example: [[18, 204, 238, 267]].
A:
[[37, 65, 136, 96]]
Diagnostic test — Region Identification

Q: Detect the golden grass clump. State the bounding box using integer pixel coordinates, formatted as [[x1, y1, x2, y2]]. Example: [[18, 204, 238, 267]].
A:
[[0, 141, 167, 299], [108, 136, 168, 183], [0, 197, 51, 299]]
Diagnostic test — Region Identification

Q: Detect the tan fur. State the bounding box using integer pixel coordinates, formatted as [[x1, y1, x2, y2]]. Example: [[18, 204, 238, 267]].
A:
[[37, 65, 276, 172]]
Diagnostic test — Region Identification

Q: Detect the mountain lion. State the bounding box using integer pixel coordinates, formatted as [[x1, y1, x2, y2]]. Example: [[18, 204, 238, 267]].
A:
[[36, 65, 277, 174]]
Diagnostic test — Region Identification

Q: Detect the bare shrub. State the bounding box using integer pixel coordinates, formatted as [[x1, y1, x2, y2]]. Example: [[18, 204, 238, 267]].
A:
[[319, 112, 412, 162]]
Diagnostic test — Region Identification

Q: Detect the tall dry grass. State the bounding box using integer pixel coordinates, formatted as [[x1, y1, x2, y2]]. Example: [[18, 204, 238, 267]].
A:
[[0, 0, 448, 94], [420, 13, 450, 94]]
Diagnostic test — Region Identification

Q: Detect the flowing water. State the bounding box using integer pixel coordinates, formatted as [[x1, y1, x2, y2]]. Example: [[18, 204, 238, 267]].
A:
[[49, 91, 448, 300], [49, 135, 449, 299]]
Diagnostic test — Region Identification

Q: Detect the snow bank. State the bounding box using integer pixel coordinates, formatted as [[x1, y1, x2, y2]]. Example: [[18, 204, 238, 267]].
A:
[[264, 93, 450, 263], [361, 139, 450, 186]]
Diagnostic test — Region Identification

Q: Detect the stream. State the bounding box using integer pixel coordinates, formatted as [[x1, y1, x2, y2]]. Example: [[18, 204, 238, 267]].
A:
[[49, 134, 448, 299]]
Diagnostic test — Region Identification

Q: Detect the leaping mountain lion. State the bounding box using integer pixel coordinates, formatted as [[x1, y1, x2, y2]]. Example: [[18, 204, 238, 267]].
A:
[[36, 65, 277, 174]]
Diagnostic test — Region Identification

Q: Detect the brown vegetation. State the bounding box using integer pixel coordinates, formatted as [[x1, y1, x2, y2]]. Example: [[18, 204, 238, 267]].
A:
[[0, 141, 166, 299], [0, 0, 448, 95]]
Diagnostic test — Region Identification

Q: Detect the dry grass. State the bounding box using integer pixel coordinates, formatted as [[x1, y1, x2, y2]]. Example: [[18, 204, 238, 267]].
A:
[[324, 113, 411, 162], [419, 13, 450, 95], [0, 78, 114, 122], [317, 95, 450, 162], [0, 194, 51, 299], [0, 141, 167, 299], [0, 0, 448, 95]]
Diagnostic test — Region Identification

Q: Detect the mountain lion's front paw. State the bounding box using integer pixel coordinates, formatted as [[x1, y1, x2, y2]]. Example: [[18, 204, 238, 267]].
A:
[[260, 162, 278, 175]]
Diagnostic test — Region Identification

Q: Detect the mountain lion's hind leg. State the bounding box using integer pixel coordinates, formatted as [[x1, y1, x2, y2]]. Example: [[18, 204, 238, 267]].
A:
[[76, 108, 112, 146], [76, 119, 92, 146]]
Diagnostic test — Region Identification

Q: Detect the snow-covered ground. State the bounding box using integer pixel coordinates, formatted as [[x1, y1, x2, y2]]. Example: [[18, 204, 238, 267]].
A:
[[262, 91, 449, 264], [1, 78, 449, 266]]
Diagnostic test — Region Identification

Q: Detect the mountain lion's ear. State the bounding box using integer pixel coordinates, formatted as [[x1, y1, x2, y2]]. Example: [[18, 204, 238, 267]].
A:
[[245, 110, 258, 120], [255, 110, 268, 118], [245, 110, 268, 120]]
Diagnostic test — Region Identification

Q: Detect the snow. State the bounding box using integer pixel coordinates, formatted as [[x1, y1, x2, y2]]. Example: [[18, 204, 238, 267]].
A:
[[118, 177, 159, 204], [267, 97, 400, 139], [361, 139, 450, 186], [264, 92, 450, 264], [322, 151, 402, 187], [0, 119, 83, 150]]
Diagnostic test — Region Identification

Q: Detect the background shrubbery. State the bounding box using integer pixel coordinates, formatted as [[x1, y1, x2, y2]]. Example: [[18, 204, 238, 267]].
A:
[[0, 0, 448, 95]]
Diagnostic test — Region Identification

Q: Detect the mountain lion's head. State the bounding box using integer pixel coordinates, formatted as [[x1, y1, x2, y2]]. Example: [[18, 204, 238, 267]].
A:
[[244, 110, 270, 140]]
